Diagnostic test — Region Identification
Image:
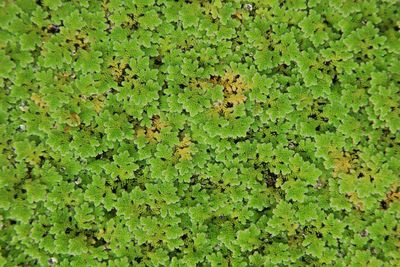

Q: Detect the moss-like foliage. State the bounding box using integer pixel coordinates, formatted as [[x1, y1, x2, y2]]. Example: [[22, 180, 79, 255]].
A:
[[1, 0, 399, 266]]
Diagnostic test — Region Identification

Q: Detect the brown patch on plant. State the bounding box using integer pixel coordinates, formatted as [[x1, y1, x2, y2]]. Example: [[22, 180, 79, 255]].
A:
[[347, 192, 364, 211], [330, 150, 358, 177], [209, 70, 252, 116], [136, 115, 168, 143], [382, 183, 400, 209], [173, 135, 194, 161], [31, 93, 48, 109]]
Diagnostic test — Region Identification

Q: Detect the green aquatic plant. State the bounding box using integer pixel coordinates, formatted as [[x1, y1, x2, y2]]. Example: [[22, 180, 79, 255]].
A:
[[0, 0, 399, 266]]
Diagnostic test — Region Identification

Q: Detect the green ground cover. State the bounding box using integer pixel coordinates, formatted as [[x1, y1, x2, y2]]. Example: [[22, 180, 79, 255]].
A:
[[0, 0, 399, 266]]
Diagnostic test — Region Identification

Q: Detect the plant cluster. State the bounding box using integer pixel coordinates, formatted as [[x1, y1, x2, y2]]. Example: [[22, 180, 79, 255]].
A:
[[0, 0, 399, 266]]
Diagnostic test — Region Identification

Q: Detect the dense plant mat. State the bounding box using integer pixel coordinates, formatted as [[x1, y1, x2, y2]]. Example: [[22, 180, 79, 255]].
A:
[[1, 0, 400, 266]]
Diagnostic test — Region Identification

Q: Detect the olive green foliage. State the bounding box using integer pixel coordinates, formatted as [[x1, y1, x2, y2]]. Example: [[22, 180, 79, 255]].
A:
[[0, 0, 400, 266]]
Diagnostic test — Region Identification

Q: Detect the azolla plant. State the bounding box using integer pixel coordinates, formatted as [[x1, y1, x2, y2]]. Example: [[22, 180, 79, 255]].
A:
[[0, 0, 399, 266]]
